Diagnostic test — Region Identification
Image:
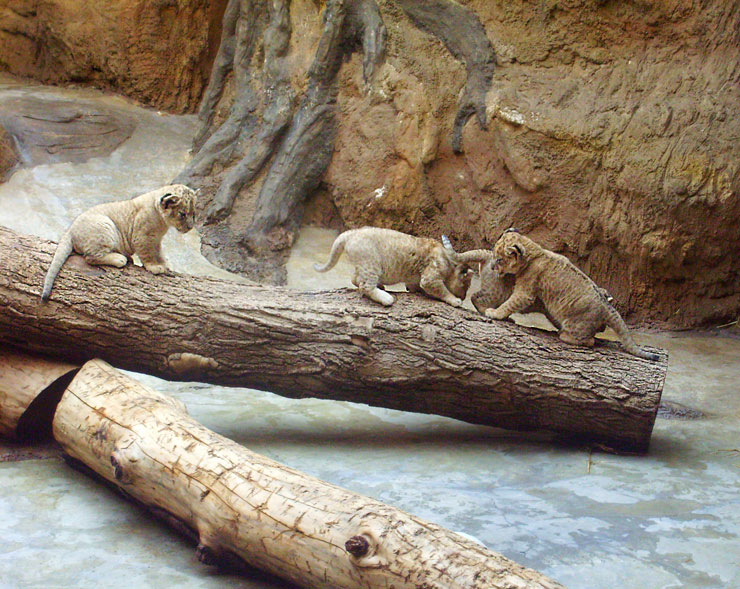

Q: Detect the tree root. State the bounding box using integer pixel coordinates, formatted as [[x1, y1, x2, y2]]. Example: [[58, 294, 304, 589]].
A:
[[396, 0, 496, 154]]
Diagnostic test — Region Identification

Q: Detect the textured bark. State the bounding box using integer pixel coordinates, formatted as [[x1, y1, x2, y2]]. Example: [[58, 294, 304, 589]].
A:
[[52, 359, 563, 588], [0, 226, 667, 452], [0, 346, 78, 440], [201, 0, 294, 224], [243, 0, 346, 240]]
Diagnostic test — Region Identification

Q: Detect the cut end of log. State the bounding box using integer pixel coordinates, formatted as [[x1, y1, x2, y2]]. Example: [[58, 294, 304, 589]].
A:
[[345, 535, 370, 557], [0, 345, 80, 441]]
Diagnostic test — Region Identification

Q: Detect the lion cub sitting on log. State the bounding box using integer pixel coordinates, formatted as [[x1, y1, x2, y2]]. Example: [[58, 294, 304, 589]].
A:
[[314, 227, 473, 307], [483, 230, 659, 361], [41, 184, 197, 301]]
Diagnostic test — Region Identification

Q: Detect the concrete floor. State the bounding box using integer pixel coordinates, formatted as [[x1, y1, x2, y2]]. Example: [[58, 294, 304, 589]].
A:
[[1, 76, 739, 588]]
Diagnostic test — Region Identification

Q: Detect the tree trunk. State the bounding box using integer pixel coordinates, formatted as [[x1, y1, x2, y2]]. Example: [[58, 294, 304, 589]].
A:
[[0, 226, 667, 452], [52, 359, 563, 588]]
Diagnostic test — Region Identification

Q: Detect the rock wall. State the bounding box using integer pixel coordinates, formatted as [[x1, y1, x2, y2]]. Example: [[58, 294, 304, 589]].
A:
[[1, 0, 738, 327], [0, 0, 228, 113], [0, 126, 18, 181], [324, 0, 740, 328]]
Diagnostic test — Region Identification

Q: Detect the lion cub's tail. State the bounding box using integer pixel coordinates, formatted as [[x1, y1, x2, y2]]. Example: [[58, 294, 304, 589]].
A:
[[454, 249, 494, 266], [605, 305, 660, 361], [41, 231, 74, 301], [313, 231, 350, 273]]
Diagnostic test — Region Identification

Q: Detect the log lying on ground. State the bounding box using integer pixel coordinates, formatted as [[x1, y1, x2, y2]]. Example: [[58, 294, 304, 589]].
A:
[[53, 359, 563, 588], [0, 226, 667, 452]]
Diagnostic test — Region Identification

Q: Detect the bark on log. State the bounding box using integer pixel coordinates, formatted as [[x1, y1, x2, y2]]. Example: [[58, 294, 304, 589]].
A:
[[0, 226, 668, 452], [52, 359, 564, 589], [0, 345, 78, 440]]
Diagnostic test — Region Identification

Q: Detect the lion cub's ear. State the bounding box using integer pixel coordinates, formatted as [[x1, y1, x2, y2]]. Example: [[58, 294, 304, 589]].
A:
[[505, 243, 525, 260], [160, 193, 181, 209]]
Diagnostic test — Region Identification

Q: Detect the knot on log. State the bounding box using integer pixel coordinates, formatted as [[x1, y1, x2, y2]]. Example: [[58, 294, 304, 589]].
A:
[[167, 352, 219, 376], [345, 534, 370, 557], [110, 454, 123, 481]]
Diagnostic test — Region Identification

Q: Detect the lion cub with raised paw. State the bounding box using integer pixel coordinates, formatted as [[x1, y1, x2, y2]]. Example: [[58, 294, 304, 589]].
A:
[[313, 227, 473, 307], [41, 184, 197, 301], [464, 247, 613, 330], [483, 230, 659, 361]]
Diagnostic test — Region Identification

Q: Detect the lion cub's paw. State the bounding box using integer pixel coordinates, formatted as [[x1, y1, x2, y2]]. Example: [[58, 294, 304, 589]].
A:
[[145, 264, 170, 275], [485, 307, 506, 320], [446, 296, 463, 308], [376, 289, 395, 306]]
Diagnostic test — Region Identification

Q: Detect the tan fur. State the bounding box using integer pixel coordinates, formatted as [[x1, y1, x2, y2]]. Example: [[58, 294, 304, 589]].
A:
[[470, 255, 613, 331], [483, 232, 659, 361], [41, 184, 197, 301], [314, 227, 473, 307], [471, 258, 561, 327]]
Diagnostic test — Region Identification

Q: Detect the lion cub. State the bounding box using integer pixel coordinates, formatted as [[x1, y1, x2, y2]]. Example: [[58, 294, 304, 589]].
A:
[[313, 227, 473, 307], [41, 184, 197, 301], [469, 251, 613, 330], [483, 230, 659, 361]]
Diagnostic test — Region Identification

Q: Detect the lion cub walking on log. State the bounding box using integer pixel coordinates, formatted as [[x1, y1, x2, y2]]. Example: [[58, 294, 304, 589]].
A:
[[314, 227, 473, 307], [41, 184, 197, 301], [484, 230, 659, 361]]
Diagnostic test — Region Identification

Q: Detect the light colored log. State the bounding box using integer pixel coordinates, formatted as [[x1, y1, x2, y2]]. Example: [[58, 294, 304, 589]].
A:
[[0, 226, 667, 452], [52, 359, 564, 589], [0, 345, 78, 439]]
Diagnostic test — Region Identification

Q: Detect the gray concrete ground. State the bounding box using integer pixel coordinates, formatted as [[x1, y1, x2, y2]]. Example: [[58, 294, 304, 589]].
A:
[[1, 76, 739, 588]]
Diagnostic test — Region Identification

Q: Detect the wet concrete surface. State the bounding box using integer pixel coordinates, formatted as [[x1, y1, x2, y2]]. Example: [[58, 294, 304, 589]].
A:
[[1, 75, 739, 588]]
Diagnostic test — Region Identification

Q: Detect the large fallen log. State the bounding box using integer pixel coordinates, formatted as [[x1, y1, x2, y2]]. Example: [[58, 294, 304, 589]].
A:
[[0, 226, 667, 452], [52, 358, 563, 588]]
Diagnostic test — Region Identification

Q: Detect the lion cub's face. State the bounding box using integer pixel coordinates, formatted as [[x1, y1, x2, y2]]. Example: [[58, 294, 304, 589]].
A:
[[159, 184, 197, 233], [493, 231, 530, 275], [445, 263, 474, 300]]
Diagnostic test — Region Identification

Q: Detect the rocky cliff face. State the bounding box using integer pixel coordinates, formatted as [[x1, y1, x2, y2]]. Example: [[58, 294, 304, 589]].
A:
[[0, 0, 227, 113], [1, 0, 737, 328], [324, 0, 740, 328]]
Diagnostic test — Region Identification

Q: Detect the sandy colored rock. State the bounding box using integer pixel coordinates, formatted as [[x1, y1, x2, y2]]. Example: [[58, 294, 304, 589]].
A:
[[321, 0, 740, 328], [0, 0, 227, 113], [0, 125, 18, 181], [0, 96, 136, 166]]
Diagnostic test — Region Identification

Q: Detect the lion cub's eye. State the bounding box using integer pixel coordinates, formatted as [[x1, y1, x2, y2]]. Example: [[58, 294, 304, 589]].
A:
[[179, 212, 186, 219]]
